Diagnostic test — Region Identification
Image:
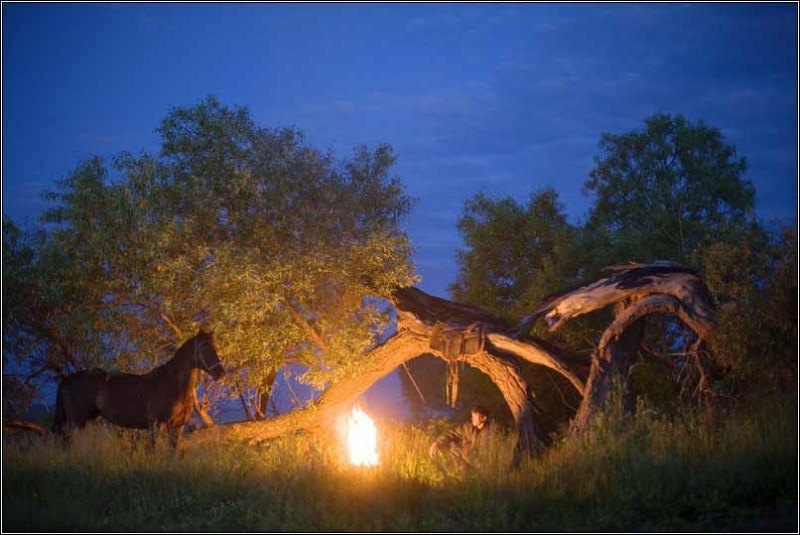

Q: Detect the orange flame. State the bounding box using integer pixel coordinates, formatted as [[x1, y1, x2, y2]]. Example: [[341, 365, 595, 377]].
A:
[[347, 406, 379, 466]]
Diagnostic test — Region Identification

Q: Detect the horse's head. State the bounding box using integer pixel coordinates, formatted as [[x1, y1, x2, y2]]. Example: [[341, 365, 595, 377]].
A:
[[193, 329, 225, 380]]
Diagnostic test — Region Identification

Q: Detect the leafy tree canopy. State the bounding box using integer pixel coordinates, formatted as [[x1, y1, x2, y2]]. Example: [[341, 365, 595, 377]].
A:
[[450, 188, 574, 320], [3, 96, 416, 416], [584, 113, 755, 265]]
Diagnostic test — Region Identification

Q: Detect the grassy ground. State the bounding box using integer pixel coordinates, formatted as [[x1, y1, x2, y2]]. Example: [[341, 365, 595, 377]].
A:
[[3, 404, 797, 532]]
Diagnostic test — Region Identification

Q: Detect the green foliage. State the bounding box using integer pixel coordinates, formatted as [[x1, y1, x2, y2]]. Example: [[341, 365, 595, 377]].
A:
[[3, 96, 416, 413], [448, 186, 601, 354], [3, 213, 119, 400], [696, 223, 798, 396], [450, 188, 574, 320], [3, 407, 796, 531], [584, 112, 755, 265]]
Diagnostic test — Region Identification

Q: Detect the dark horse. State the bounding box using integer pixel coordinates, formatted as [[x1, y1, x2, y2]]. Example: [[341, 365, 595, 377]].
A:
[[53, 329, 224, 449]]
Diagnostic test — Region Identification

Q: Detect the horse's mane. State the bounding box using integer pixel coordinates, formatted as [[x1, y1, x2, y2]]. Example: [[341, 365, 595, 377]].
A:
[[150, 333, 202, 374]]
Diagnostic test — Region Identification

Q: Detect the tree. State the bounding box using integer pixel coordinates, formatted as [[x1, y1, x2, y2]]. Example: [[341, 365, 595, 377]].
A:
[[141, 108, 789, 446], [3, 96, 416, 419], [3, 217, 105, 385], [582, 113, 798, 408], [584, 113, 755, 266], [405, 190, 577, 431], [188, 284, 589, 456], [185, 262, 718, 452], [696, 223, 797, 398], [450, 188, 574, 319]]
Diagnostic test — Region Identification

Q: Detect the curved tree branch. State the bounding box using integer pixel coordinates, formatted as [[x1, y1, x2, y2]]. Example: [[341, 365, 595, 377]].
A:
[[515, 263, 715, 335], [189, 265, 715, 453], [571, 292, 716, 432], [189, 285, 592, 455], [486, 333, 586, 396]]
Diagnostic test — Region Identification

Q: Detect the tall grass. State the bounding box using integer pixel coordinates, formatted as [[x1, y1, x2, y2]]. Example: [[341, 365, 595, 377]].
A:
[[3, 403, 797, 532]]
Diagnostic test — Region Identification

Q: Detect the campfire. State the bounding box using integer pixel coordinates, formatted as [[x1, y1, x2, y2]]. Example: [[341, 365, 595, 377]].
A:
[[346, 406, 379, 467]]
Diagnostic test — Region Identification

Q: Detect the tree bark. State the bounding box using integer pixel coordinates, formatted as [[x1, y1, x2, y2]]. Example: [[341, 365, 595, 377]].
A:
[[570, 312, 644, 433], [486, 334, 586, 396], [256, 370, 279, 419], [516, 263, 715, 334], [570, 293, 714, 433], [390, 286, 517, 334]]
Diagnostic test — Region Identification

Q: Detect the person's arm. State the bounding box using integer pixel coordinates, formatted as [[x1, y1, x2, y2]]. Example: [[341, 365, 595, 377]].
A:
[[429, 422, 470, 457]]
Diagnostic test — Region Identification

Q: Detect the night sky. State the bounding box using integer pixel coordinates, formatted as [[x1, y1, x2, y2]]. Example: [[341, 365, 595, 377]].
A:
[[3, 3, 797, 297]]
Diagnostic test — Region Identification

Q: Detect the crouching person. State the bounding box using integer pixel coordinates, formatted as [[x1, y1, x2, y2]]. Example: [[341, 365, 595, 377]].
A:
[[428, 404, 493, 472]]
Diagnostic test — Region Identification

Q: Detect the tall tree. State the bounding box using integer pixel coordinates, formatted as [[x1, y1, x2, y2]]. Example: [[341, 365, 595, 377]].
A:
[[584, 112, 755, 266], [581, 113, 798, 406], [414, 189, 588, 428], [3, 96, 416, 418], [450, 188, 574, 320]]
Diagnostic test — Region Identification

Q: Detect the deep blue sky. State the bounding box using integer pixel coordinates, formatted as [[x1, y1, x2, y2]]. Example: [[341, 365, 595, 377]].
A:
[[4, 3, 798, 298]]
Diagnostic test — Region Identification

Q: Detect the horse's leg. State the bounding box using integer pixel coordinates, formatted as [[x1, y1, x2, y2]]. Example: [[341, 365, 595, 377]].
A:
[[59, 400, 89, 444], [149, 421, 160, 451], [53, 388, 66, 435]]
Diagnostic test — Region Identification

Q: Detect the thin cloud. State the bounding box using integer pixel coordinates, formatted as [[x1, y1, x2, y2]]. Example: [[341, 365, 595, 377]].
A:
[[405, 7, 520, 33]]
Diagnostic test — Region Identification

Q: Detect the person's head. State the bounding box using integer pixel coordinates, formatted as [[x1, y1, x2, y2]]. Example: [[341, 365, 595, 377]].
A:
[[471, 405, 489, 429]]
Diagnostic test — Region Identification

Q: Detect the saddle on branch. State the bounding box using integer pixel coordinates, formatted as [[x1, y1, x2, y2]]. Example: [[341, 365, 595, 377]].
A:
[[429, 322, 486, 360], [429, 322, 487, 407]]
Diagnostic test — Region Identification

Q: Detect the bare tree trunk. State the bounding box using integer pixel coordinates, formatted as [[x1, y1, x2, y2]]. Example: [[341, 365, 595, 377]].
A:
[[256, 370, 279, 419], [188, 286, 587, 455], [193, 390, 215, 427], [571, 313, 644, 433], [455, 350, 541, 455], [487, 334, 586, 396], [189, 334, 552, 454], [570, 292, 715, 433]]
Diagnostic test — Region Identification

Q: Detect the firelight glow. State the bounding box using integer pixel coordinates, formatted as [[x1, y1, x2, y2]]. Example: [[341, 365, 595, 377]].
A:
[[347, 406, 379, 467]]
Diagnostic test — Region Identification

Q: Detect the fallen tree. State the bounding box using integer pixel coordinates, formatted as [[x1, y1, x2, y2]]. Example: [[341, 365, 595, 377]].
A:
[[189, 288, 584, 454], [188, 262, 718, 454]]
